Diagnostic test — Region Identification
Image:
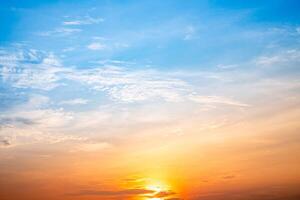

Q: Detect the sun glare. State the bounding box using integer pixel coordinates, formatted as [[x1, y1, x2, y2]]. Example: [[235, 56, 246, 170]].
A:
[[146, 181, 169, 193], [143, 180, 171, 200]]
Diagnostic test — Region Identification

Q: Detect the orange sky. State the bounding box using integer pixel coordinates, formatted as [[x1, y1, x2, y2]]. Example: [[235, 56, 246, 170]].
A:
[[1, 102, 300, 200]]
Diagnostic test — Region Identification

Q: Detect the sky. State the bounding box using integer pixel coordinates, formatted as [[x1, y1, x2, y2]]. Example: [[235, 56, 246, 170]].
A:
[[0, 0, 300, 199]]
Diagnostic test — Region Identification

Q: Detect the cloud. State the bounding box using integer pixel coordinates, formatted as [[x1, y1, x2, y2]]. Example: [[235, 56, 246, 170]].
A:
[[0, 117, 35, 127], [69, 188, 154, 196], [183, 25, 197, 40], [60, 98, 89, 105], [0, 139, 10, 146], [191, 186, 300, 200], [2, 44, 299, 150], [217, 64, 238, 70], [0, 95, 81, 147], [86, 40, 129, 51], [223, 175, 235, 179], [0, 108, 81, 147], [92, 59, 135, 66], [62, 47, 76, 52], [255, 49, 300, 67], [38, 28, 81, 36], [0, 47, 261, 106], [0, 47, 257, 107], [0, 137, 11, 147], [70, 142, 112, 152], [87, 42, 107, 50], [26, 94, 50, 108], [70, 188, 179, 199], [63, 16, 104, 25], [149, 190, 176, 198], [67, 66, 190, 102], [0, 49, 67, 90], [189, 95, 250, 107], [4, 45, 297, 111]]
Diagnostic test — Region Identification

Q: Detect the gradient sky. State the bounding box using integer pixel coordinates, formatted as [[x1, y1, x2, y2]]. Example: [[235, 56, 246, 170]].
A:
[[0, 0, 300, 200]]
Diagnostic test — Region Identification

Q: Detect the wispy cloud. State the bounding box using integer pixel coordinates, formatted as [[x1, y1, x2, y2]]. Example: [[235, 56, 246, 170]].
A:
[[60, 98, 89, 105], [37, 27, 81, 36], [69, 187, 178, 199], [70, 142, 112, 152], [86, 40, 129, 51], [69, 188, 154, 197], [92, 59, 135, 66], [189, 95, 250, 107], [146, 190, 177, 199], [255, 49, 300, 66], [0, 49, 67, 90], [1, 43, 299, 150], [217, 64, 239, 70], [0, 137, 12, 147], [67, 66, 190, 102], [63, 16, 104, 26], [62, 47, 76, 52], [183, 25, 197, 40], [0, 117, 35, 127], [87, 42, 107, 50]]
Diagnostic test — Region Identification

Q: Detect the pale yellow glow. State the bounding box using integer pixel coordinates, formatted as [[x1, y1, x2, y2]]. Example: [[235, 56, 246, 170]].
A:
[[143, 180, 170, 200], [145, 180, 169, 193]]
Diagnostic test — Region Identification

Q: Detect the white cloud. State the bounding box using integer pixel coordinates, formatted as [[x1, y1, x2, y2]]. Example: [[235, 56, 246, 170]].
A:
[[0, 49, 189, 101], [189, 95, 250, 107], [217, 64, 238, 69], [87, 42, 107, 50], [108, 82, 184, 102], [86, 41, 129, 51], [256, 55, 282, 66], [60, 98, 89, 105], [2, 47, 297, 108], [67, 67, 190, 102], [1, 35, 300, 152], [0, 50, 67, 90], [0, 95, 79, 147], [183, 25, 197, 40], [92, 59, 135, 66], [255, 49, 300, 66], [26, 94, 50, 108], [0, 136, 14, 148], [63, 16, 104, 26], [62, 47, 76, 52], [38, 27, 81, 36], [64, 21, 83, 25]]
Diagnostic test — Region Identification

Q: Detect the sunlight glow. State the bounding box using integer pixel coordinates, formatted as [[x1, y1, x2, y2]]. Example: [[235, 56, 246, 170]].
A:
[[143, 180, 170, 200], [146, 181, 169, 193]]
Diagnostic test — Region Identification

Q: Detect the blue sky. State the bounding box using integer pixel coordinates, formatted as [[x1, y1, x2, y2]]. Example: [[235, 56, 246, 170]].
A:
[[1, 0, 300, 69]]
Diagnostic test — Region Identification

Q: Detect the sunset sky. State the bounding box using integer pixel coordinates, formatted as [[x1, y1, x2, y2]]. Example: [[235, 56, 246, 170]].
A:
[[0, 0, 300, 199]]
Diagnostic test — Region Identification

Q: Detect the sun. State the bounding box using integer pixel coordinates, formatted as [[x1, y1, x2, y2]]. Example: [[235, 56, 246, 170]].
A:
[[143, 180, 170, 200], [146, 184, 164, 193], [146, 181, 169, 193]]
